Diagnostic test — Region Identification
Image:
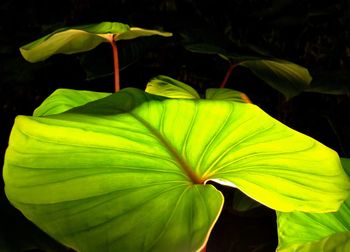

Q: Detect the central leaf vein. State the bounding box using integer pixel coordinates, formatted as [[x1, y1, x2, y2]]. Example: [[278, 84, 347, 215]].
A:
[[129, 110, 202, 184]]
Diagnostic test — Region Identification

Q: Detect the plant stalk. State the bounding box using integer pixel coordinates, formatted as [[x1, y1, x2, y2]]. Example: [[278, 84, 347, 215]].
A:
[[219, 63, 252, 103], [220, 63, 238, 88], [107, 34, 120, 92]]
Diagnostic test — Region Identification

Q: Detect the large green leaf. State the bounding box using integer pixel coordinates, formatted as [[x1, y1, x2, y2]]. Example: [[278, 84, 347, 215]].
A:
[[3, 88, 350, 251], [276, 158, 350, 251], [20, 21, 172, 63], [185, 43, 312, 99]]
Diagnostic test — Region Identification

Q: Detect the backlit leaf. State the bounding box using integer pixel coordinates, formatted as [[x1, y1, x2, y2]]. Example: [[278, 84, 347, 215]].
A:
[[20, 21, 172, 63], [145, 75, 200, 99], [146, 75, 249, 102], [3, 88, 349, 251], [276, 158, 350, 252]]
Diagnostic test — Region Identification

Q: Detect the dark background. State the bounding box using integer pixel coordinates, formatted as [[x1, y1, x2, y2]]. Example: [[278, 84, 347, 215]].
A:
[[1, 0, 350, 251]]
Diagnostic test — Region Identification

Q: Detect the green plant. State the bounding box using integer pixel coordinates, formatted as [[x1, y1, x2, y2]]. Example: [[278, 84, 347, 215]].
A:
[[19, 21, 172, 92], [276, 158, 350, 251], [3, 21, 350, 251], [184, 43, 312, 99]]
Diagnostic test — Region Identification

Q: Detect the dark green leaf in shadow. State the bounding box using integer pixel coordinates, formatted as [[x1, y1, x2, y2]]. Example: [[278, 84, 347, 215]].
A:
[[305, 69, 350, 95], [239, 59, 312, 99], [185, 43, 312, 99]]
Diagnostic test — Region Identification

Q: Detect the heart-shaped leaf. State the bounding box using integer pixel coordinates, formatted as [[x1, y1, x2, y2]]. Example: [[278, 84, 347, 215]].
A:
[[276, 158, 350, 251], [3, 88, 349, 251], [20, 21, 172, 63], [186, 43, 312, 99]]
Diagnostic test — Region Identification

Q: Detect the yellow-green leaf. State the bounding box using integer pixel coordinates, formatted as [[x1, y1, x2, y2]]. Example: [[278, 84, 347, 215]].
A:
[[3, 88, 350, 251], [20, 22, 172, 63]]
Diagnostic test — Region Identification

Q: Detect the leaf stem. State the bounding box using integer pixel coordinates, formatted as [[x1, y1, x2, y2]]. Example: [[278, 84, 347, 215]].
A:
[[220, 63, 238, 88], [107, 34, 120, 92]]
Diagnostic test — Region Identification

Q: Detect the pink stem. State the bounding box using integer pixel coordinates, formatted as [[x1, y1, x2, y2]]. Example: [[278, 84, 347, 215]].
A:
[[107, 34, 120, 92], [220, 63, 238, 88], [220, 63, 252, 103]]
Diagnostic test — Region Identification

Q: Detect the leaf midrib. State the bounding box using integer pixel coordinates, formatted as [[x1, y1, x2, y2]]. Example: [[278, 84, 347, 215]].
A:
[[130, 112, 203, 184]]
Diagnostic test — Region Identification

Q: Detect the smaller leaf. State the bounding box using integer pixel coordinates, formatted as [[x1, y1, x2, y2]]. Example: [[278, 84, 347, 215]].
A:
[[146, 75, 251, 103], [276, 157, 350, 251], [33, 89, 111, 116], [145, 75, 200, 99], [20, 21, 172, 63]]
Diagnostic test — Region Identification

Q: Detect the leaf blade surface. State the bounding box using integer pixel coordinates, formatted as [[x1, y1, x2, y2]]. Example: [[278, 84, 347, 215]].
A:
[[4, 88, 350, 251]]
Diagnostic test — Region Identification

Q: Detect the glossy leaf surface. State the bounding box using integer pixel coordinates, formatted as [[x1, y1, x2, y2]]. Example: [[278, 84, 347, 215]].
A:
[[20, 22, 172, 63], [4, 88, 350, 251], [277, 158, 350, 252]]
